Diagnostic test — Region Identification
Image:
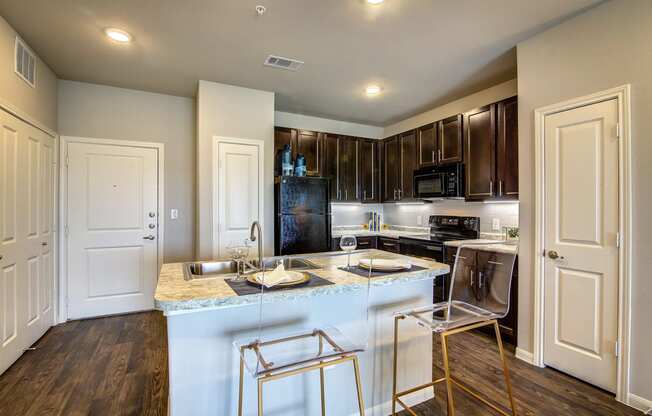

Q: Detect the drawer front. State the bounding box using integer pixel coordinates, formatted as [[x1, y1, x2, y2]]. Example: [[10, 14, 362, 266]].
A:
[[378, 238, 400, 253], [355, 236, 377, 249]]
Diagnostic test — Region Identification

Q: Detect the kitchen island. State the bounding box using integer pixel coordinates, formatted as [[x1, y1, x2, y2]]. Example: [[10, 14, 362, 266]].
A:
[[155, 250, 449, 416]]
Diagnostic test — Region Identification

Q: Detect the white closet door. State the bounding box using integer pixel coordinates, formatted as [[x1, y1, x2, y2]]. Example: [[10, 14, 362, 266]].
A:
[[0, 109, 55, 376]]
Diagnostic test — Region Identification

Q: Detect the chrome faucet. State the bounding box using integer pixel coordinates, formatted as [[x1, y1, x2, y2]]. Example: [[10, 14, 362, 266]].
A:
[[250, 221, 263, 270]]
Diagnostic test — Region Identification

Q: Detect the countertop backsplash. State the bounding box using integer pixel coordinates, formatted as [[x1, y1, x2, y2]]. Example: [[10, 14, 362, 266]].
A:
[[331, 203, 384, 227]]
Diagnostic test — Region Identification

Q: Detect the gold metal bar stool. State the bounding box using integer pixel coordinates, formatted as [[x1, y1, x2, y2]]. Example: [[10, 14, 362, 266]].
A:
[[234, 250, 374, 415], [237, 328, 366, 416], [391, 242, 518, 416]]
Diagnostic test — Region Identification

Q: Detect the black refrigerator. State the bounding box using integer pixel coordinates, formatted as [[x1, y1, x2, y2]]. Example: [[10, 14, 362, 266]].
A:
[[274, 176, 331, 256]]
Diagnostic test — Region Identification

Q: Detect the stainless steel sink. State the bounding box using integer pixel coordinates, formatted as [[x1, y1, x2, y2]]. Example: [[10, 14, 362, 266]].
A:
[[183, 257, 319, 280]]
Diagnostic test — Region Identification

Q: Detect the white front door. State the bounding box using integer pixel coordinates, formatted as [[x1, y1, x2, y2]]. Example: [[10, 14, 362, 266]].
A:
[[0, 109, 55, 375], [543, 99, 619, 392], [66, 141, 159, 319], [215, 140, 262, 259]]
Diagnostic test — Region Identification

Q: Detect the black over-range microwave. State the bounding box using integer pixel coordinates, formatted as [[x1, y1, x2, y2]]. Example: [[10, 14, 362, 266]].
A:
[[413, 163, 465, 199]]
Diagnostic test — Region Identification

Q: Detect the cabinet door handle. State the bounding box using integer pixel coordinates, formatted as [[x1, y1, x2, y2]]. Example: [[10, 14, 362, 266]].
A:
[[479, 271, 483, 288], [383, 242, 397, 247], [398, 189, 402, 200], [438, 149, 442, 163], [345, 189, 348, 200], [431, 150, 435, 163], [487, 260, 503, 266], [490, 180, 494, 195], [393, 189, 397, 200], [363, 190, 367, 200], [424, 246, 442, 252], [499, 180, 503, 196]]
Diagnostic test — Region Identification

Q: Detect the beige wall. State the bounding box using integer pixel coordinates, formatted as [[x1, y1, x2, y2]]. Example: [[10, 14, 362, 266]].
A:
[[275, 111, 383, 139], [517, 0, 652, 401], [196, 80, 275, 259], [383, 78, 517, 137], [0, 16, 57, 132], [58, 80, 196, 263]]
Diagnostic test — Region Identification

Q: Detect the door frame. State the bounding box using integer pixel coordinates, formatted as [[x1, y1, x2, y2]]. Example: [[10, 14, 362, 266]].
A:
[[58, 136, 165, 324], [532, 85, 632, 403], [212, 136, 265, 259]]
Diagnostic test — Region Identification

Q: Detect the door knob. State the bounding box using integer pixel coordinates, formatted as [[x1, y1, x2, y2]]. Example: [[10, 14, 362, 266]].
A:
[[547, 250, 564, 260], [143, 235, 156, 240]]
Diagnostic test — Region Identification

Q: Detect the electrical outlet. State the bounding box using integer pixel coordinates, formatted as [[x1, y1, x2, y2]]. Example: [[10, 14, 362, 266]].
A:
[[417, 215, 423, 226], [492, 218, 501, 231], [170, 209, 179, 220]]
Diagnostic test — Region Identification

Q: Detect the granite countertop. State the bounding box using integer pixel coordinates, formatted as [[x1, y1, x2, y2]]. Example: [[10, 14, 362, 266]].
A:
[[444, 239, 518, 254], [331, 227, 430, 239], [154, 250, 449, 314]]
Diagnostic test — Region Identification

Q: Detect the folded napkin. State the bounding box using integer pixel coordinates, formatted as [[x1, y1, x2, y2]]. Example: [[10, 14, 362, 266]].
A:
[[258, 263, 297, 288]]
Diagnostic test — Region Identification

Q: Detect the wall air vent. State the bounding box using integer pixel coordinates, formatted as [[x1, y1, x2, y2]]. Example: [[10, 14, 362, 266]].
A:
[[264, 55, 304, 71], [15, 36, 36, 88]]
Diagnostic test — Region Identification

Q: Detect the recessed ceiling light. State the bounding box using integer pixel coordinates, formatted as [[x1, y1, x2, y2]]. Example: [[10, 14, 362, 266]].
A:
[[105, 28, 132, 43], [365, 85, 382, 96], [367, 0, 384, 4]]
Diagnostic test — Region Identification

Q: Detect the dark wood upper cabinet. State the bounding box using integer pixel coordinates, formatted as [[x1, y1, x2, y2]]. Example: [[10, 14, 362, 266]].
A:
[[399, 130, 418, 199], [439, 114, 463, 165], [295, 130, 322, 176], [464, 105, 496, 200], [274, 127, 297, 176], [497, 96, 518, 199], [417, 123, 437, 168], [382, 136, 400, 202], [358, 139, 379, 203], [338, 137, 358, 201], [322, 133, 339, 200]]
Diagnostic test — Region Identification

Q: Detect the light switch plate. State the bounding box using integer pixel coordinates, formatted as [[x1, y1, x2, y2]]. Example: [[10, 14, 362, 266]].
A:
[[171, 209, 179, 220], [492, 218, 501, 231]]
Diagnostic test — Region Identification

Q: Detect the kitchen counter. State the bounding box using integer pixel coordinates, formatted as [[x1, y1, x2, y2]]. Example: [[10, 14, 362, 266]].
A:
[[331, 227, 430, 239], [444, 238, 519, 254], [157, 250, 448, 415], [155, 250, 448, 313]]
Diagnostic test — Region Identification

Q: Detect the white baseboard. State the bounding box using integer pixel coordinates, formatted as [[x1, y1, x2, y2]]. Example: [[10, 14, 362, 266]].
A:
[[627, 393, 652, 414], [515, 348, 535, 365]]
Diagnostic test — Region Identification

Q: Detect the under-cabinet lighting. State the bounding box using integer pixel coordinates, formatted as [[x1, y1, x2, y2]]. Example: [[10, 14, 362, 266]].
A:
[[367, 0, 384, 4]]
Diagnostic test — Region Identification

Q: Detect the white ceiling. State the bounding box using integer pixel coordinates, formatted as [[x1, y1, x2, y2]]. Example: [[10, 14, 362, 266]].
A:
[[0, 0, 599, 125]]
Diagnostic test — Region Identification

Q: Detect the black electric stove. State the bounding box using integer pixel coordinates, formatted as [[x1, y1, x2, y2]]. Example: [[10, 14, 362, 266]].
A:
[[399, 215, 480, 301]]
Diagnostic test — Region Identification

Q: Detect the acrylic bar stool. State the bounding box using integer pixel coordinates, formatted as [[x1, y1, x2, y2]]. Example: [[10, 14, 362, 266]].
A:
[[391, 242, 518, 416], [234, 253, 373, 416]]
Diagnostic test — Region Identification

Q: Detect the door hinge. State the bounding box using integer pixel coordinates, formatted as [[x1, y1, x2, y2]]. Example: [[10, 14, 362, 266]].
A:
[[64, 225, 69, 237], [65, 153, 69, 167], [614, 340, 619, 357], [616, 232, 621, 248], [615, 123, 621, 139]]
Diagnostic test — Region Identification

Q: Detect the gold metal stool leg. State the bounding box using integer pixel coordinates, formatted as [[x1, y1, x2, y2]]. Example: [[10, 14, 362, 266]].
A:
[[441, 332, 455, 416], [257, 378, 264, 416], [238, 355, 245, 416], [352, 355, 366, 415], [494, 321, 517, 416], [391, 315, 401, 416], [320, 365, 326, 416]]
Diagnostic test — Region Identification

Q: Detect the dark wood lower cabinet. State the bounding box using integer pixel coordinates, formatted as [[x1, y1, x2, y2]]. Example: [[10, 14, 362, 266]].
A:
[[444, 245, 518, 345], [331, 236, 397, 252]]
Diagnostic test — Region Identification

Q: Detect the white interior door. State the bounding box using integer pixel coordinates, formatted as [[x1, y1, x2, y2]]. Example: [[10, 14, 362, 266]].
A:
[[0, 109, 55, 375], [215, 140, 261, 259], [543, 99, 619, 392], [67, 141, 159, 319]]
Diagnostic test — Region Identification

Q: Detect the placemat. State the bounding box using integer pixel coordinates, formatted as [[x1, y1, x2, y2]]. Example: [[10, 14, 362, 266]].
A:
[[339, 264, 427, 278], [225, 272, 333, 296]]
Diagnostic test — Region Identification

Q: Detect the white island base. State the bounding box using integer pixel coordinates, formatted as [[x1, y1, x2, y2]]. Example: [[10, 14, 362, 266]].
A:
[[165, 278, 436, 415]]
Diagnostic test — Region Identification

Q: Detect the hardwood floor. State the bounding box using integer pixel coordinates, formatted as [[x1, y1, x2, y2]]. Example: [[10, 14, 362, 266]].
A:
[[0, 311, 640, 416], [0, 312, 167, 416]]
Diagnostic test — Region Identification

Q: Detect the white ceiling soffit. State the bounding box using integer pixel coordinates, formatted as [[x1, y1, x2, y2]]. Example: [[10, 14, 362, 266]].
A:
[[0, 0, 600, 125]]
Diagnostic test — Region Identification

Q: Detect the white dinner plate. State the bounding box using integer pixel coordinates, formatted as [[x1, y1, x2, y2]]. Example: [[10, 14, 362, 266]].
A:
[[249, 270, 308, 286], [358, 258, 411, 271]]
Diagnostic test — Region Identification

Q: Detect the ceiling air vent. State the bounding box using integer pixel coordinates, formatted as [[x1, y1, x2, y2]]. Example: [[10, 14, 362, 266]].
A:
[[264, 55, 304, 71], [15, 36, 36, 88]]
